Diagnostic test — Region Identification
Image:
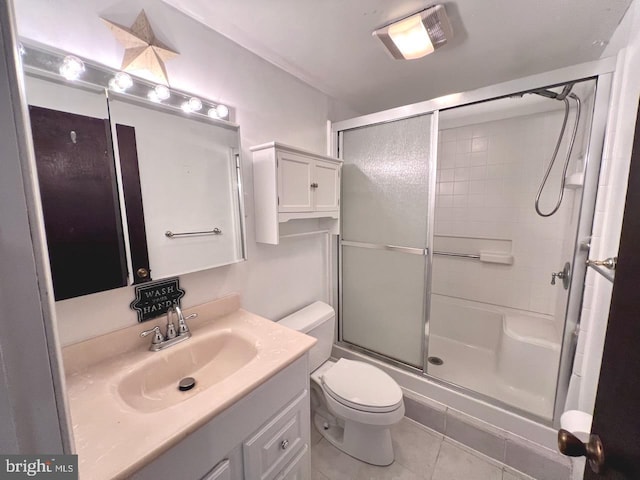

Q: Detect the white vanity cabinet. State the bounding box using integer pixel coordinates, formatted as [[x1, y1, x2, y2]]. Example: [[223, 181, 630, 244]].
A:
[[131, 355, 311, 480], [252, 142, 342, 244]]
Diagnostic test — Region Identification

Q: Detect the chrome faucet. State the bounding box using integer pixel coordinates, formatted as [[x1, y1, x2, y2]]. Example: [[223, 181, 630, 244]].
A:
[[140, 305, 198, 351]]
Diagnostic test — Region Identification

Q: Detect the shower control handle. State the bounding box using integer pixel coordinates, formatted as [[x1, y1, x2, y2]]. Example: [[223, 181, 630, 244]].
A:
[[551, 262, 571, 290]]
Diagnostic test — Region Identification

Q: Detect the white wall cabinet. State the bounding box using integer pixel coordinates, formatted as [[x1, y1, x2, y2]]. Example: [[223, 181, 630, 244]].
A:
[[252, 142, 342, 244], [132, 356, 311, 480]]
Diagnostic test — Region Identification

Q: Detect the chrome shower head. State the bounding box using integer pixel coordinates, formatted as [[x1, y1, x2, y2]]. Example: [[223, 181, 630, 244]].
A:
[[531, 82, 576, 101]]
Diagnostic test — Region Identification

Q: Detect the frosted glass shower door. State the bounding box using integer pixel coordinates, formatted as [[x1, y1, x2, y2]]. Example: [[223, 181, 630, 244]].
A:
[[340, 114, 433, 367]]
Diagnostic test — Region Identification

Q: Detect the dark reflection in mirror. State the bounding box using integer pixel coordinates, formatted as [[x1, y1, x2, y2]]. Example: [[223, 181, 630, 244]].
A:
[[30, 105, 128, 300]]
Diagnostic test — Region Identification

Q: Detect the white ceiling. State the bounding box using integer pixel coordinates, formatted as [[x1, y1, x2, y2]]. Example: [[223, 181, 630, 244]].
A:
[[162, 0, 631, 115]]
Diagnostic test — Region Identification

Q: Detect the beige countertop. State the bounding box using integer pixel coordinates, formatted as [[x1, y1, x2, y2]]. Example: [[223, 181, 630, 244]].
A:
[[62, 294, 315, 480]]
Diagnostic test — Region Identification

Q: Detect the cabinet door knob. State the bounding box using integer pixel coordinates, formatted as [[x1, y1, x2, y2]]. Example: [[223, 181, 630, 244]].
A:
[[280, 439, 289, 450], [136, 267, 149, 278], [310, 183, 318, 189]]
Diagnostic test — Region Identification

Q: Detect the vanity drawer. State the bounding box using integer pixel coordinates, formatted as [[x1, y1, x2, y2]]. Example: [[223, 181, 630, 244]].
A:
[[274, 444, 309, 480], [243, 389, 309, 480]]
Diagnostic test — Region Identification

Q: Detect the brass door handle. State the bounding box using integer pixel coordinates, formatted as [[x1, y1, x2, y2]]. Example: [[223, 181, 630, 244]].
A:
[[558, 429, 605, 473]]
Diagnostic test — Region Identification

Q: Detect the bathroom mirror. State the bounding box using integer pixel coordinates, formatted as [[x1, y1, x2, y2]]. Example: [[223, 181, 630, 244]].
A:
[[22, 43, 246, 301]]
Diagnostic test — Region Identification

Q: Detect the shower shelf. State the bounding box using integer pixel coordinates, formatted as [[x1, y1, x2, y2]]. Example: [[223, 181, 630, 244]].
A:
[[565, 172, 584, 189]]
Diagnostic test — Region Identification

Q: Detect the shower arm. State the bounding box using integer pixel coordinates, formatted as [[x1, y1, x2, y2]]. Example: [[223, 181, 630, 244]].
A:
[[534, 93, 581, 217]]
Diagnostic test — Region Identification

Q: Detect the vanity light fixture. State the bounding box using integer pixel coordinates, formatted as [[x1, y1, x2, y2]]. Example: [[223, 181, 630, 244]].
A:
[[372, 5, 453, 60], [207, 104, 229, 120], [109, 72, 134, 92], [22, 42, 235, 123], [59, 55, 85, 80]]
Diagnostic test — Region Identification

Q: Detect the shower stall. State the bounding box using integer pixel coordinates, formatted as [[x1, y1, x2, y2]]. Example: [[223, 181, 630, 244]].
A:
[[333, 62, 612, 429]]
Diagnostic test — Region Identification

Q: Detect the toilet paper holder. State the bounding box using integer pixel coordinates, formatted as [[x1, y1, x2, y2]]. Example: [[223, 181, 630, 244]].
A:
[[558, 429, 605, 473]]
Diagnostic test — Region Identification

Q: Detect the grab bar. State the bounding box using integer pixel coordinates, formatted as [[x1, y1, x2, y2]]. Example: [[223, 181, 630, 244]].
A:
[[341, 240, 427, 256], [433, 251, 480, 259], [165, 228, 222, 238], [434, 251, 514, 264]]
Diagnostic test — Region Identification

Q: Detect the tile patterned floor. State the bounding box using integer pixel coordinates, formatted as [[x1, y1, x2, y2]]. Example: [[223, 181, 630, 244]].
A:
[[310, 417, 538, 480]]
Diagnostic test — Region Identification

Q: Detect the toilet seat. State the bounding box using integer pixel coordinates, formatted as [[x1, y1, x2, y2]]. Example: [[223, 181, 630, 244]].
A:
[[321, 359, 403, 413]]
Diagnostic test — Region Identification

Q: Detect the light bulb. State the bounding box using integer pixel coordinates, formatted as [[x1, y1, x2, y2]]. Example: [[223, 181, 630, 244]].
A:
[[147, 90, 160, 102], [207, 104, 229, 119], [187, 97, 202, 112], [18, 43, 25, 56], [154, 85, 170, 100], [109, 72, 133, 92], [59, 56, 85, 80], [215, 104, 229, 119], [114, 72, 133, 90]]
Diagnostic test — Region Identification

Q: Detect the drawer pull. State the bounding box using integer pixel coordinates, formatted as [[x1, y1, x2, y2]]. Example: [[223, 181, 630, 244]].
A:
[[280, 439, 290, 450]]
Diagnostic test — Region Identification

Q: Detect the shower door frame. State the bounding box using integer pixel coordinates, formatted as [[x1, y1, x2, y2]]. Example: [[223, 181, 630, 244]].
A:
[[332, 56, 616, 427]]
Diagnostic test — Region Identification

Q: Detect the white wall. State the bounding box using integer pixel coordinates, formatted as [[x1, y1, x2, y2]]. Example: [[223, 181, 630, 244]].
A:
[[14, 0, 359, 345]]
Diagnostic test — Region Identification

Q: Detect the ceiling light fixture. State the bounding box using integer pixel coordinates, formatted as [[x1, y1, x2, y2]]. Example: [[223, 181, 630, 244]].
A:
[[373, 5, 453, 60]]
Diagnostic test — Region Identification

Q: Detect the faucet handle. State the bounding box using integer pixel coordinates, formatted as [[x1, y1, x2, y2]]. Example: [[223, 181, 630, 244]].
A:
[[178, 313, 198, 335], [140, 326, 164, 344], [165, 322, 177, 339]]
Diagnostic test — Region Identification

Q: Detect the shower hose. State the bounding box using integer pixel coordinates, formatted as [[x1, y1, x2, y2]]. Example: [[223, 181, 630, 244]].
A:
[[534, 94, 581, 217]]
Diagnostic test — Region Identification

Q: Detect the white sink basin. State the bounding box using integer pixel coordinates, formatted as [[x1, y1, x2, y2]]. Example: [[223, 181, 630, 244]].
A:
[[117, 328, 258, 412]]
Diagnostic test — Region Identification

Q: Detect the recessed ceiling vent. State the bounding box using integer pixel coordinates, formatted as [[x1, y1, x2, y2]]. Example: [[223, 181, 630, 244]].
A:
[[373, 5, 453, 60]]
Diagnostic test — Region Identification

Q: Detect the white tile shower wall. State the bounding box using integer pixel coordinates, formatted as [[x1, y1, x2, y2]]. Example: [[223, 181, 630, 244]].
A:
[[14, 0, 360, 345], [434, 110, 580, 317]]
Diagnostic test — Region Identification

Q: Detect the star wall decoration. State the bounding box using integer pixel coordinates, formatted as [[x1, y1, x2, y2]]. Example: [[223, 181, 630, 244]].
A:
[[102, 10, 178, 85]]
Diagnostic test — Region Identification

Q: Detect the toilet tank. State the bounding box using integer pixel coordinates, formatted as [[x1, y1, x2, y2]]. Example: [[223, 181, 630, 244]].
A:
[[279, 301, 335, 372]]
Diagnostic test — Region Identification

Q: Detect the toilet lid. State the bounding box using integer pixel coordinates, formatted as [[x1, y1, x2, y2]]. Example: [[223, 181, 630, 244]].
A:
[[321, 359, 403, 413]]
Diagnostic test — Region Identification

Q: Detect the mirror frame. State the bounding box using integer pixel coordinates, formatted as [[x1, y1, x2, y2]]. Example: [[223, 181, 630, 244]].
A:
[[20, 39, 248, 296]]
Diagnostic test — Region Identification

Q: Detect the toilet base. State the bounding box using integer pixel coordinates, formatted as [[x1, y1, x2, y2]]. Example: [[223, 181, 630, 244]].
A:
[[313, 411, 395, 466]]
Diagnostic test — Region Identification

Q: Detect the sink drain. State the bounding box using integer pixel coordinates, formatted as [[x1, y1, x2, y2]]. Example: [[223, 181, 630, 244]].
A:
[[427, 356, 444, 366], [178, 377, 196, 391]]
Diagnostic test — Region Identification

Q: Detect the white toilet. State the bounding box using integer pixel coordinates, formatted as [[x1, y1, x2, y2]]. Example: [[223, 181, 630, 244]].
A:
[[279, 301, 405, 466]]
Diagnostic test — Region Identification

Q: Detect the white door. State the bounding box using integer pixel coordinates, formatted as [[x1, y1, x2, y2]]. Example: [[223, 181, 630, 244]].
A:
[[277, 152, 313, 212], [313, 160, 340, 211]]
